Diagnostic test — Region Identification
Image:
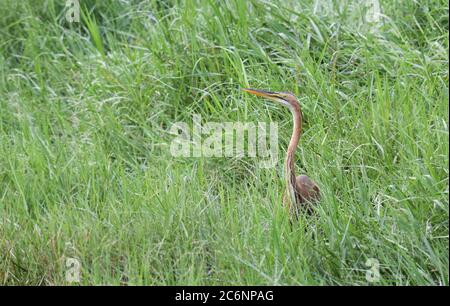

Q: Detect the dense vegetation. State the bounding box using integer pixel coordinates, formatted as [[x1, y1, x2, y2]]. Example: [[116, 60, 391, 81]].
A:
[[0, 0, 448, 285]]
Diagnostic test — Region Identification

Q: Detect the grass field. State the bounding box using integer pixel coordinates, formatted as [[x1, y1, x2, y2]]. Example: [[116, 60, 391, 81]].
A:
[[0, 0, 448, 285]]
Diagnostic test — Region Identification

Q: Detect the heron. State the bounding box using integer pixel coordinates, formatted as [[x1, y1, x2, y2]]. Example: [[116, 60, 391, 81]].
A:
[[242, 88, 320, 216]]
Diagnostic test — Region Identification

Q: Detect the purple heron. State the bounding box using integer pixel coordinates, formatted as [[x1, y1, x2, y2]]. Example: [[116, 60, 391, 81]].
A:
[[242, 88, 320, 216]]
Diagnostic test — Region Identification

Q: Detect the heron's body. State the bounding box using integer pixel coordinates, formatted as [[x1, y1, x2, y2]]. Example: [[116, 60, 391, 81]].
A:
[[242, 88, 320, 216], [283, 175, 320, 215]]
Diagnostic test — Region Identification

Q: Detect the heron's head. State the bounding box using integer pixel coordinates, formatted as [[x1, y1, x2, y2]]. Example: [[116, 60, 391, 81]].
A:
[[241, 88, 299, 110]]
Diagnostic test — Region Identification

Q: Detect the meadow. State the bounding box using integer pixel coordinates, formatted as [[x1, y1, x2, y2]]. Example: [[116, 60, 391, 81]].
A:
[[0, 0, 448, 285]]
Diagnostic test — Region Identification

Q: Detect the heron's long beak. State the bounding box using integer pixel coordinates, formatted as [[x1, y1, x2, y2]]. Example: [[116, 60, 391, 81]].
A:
[[241, 88, 286, 104], [241, 88, 277, 98]]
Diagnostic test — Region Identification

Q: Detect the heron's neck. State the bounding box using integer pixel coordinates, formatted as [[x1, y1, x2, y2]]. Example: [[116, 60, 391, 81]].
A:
[[285, 103, 302, 205]]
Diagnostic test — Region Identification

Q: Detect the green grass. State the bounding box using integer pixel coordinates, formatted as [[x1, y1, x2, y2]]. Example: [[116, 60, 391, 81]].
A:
[[0, 0, 448, 285]]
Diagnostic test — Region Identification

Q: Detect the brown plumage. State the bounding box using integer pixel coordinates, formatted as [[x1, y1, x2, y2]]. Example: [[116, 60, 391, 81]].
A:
[[242, 88, 320, 217]]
